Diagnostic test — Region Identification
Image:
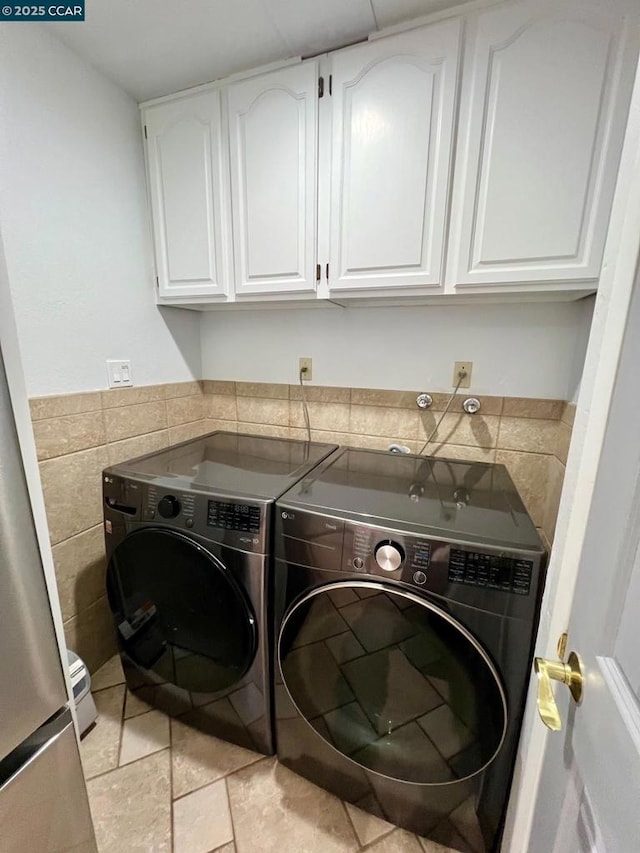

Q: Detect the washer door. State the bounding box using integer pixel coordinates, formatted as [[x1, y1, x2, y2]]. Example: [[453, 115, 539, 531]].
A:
[[107, 528, 257, 694], [279, 582, 507, 784]]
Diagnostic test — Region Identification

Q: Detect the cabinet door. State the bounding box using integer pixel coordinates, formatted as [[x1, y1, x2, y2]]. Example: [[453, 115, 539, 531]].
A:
[[327, 20, 461, 293], [448, 0, 638, 290], [144, 91, 232, 300], [228, 62, 318, 296]]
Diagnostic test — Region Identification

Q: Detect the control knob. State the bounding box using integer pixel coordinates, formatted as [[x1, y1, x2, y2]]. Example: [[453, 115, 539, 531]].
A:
[[158, 495, 181, 519], [374, 541, 404, 572]]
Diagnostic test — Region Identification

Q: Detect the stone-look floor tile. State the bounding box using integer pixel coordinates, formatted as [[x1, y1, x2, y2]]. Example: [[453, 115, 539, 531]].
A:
[[30, 391, 103, 421], [104, 400, 167, 443], [171, 718, 261, 798], [107, 429, 169, 466], [119, 709, 170, 765], [173, 779, 233, 853], [87, 749, 171, 853], [39, 444, 110, 544], [358, 827, 423, 852], [124, 688, 154, 719], [418, 413, 499, 449], [80, 684, 124, 780], [33, 410, 106, 460], [345, 801, 395, 846], [91, 654, 124, 691], [501, 397, 564, 420], [101, 385, 166, 409], [214, 844, 236, 853], [497, 417, 558, 454], [419, 836, 458, 853], [52, 524, 106, 622], [64, 595, 117, 675], [227, 757, 358, 852]]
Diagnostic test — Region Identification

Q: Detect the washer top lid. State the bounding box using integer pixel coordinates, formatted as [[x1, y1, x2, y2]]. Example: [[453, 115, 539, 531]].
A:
[[106, 431, 338, 500], [280, 447, 544, 551]]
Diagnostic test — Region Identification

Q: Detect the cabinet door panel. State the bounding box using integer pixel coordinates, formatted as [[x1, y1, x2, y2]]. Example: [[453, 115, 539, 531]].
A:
[[144, 91, 232, 299], [449, 0, 638, 288], [228, 63, 318, 295], [329, 20, 461, 292]]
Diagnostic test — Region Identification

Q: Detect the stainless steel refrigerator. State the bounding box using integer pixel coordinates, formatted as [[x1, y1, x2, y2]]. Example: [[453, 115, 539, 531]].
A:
[[0, 345, 97, 851]]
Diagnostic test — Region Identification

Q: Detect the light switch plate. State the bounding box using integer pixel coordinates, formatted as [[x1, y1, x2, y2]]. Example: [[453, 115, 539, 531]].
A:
[[106, 359, 133, 389]]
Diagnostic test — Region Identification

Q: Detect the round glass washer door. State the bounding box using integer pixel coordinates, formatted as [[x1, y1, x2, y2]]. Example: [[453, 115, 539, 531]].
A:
[[107, 528, 257, 694], [278, 582, 507, 784]]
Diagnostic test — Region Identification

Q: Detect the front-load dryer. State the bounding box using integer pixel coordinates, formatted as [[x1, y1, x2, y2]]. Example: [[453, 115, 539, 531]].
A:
[[273, 448, 547, 850], [103, 431, 337, 755]]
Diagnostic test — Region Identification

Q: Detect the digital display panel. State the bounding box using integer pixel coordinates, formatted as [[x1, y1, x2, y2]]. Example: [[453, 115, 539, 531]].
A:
[[207, 500, 261, 533]]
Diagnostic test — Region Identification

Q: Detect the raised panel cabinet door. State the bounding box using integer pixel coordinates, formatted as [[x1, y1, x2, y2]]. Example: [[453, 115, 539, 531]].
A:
[[143, 90, 232, 299], [328, 20, 461, 293], [228, 62, 318, 295], [448, 0, 638, 290]]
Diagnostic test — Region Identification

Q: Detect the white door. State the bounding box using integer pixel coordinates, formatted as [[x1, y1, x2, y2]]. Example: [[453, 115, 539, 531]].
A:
[[227, 62, 318, 296], [504, 52, 640, 853], [143, 90, 232, 300], [447, 0, 638, 292], [327, 19, 461, 294]]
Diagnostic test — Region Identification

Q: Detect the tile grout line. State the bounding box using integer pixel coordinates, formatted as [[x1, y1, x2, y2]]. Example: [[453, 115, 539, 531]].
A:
[[169, 717, 175, 853], [170, 754, 266, 804], [222, 776, 237, 852]]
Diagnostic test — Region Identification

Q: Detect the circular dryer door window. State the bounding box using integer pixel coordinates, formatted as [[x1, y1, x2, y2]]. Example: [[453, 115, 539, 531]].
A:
[[107, 529, 257, 694], [279, 582, 506, 784]]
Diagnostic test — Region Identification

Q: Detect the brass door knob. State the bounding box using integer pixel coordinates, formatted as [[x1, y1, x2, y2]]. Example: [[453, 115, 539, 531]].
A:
[[534, 633, 584, 731]]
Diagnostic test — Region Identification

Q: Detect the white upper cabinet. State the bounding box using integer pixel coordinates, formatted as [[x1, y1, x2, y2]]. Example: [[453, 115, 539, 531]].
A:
[[227, 62, 318, 296], [447, 0, 638, 291], [143, 90, 232, 300], [327, 20, 461, 293]]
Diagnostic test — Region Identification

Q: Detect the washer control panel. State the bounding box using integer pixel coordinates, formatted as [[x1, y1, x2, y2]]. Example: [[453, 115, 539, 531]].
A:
[[448, 548, 533, 595]]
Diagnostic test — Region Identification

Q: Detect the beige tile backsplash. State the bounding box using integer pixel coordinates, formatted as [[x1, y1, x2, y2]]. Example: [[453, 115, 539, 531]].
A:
[[29, 379, 575, 673]]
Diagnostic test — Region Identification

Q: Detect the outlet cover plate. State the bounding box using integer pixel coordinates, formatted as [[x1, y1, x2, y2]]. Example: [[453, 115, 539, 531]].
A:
[[453, 361, 472, 389], [106, 359, 133, 389], [299, 357, 313, 381]]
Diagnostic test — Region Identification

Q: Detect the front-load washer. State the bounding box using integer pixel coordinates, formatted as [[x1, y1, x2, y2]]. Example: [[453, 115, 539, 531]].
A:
[[273, 448, 547, 851], [103, 430, 337, 755]]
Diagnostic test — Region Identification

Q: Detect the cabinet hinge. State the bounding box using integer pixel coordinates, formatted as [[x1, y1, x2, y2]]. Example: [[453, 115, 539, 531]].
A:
[[316, 263, 321, 282], [325, 263, 329, 281], [318, 76, 324, 99], [144, 125, 148, 139]]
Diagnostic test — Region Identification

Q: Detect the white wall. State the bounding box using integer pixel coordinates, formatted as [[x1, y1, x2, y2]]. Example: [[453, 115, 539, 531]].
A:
[[201, 300, 594, 399], [0, 24, 200, 397]]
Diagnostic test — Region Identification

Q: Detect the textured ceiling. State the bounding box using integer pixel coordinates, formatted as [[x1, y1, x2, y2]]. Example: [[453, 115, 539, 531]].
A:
[[45, 0, 457, 101]]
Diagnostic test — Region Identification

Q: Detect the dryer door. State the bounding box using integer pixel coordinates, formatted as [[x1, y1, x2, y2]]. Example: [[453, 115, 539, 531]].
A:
[[107, 528, 257, 694], [278, 581, 507, 784]]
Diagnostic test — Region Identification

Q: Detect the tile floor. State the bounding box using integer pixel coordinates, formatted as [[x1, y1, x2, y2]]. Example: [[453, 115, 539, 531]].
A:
[[82, 655, 462, 853]]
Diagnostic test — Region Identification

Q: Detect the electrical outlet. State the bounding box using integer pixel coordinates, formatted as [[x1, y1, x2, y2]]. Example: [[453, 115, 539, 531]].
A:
[[299, 357, 313, 381], [453, 361, 472, 389], [106, 359, 133, 389]]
